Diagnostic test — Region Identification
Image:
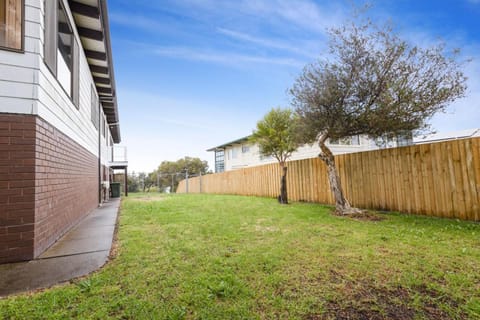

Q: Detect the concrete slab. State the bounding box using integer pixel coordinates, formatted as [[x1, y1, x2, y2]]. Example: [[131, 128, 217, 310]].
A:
[[0, 251, 108, 296], [0, 198, 120, 297]]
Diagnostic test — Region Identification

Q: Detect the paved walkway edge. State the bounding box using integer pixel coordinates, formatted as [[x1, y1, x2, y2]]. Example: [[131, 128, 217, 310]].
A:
[[0, 198, 121, 297]]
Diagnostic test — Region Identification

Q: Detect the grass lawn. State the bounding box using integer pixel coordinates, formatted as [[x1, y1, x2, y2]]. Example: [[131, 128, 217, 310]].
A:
[[1, 193, 480, 319]]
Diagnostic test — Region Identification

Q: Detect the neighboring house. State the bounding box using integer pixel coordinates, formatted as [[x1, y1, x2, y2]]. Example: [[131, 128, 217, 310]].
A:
[[0, 0, 126, 264], [208, 135, 382, 173], [413, 128, 480, 144]]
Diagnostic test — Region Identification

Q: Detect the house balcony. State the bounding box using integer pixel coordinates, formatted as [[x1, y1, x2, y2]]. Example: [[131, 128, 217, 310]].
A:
[[108, 145, 128, 169]]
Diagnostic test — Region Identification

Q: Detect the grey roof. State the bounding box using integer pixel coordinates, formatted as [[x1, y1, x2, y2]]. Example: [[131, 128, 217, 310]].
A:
[[207, 136, 251, 151]]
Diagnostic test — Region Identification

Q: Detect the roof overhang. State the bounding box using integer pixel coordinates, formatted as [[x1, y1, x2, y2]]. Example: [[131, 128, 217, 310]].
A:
[[68, 0, 121, 143], [206, 136, 251, 152]]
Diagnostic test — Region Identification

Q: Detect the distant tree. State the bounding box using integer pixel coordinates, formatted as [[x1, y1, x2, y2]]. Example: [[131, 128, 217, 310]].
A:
[[138, 172, 147, 192], [127, 172, 139, 193], [250, 108, 300, 204], [291, 19, 467, 215], [154, 157, 210, 192]]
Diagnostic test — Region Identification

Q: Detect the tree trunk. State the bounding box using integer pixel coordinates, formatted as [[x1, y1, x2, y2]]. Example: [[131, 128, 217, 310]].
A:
[[317, 133, 362, 215], [279, 165, 288, 204]]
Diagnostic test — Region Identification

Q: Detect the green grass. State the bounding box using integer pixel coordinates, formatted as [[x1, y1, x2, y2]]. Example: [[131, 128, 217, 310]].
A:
[[1, 193, 480, 319]]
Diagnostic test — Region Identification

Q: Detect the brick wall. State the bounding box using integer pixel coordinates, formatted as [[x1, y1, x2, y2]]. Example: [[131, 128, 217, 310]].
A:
[[34, 117, 99, 257], [0, 114, 36, 263], [0, 114, 99, 263]]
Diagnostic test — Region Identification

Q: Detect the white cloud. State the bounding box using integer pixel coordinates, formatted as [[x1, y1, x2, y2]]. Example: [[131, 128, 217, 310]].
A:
[[152, 46, 305, 67], [161, 0, 345, 34], [217, 28, 320, 58], [241, 0, 344, 33]]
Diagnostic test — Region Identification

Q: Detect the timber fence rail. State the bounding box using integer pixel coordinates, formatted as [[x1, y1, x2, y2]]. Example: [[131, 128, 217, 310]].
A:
[[177, 137, 480, 221]]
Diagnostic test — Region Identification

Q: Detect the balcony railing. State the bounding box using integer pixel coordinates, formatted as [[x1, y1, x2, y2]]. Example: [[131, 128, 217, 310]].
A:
[[109, 146, 128, 166]]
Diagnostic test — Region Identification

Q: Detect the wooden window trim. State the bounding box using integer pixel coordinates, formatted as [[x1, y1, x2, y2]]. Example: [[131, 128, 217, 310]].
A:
[[0, 0, 25, 53]]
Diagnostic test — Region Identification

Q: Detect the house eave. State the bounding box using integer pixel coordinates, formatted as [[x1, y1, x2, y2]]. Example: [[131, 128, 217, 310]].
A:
[[69, 0, 121, 143], [206, 135, 251, 152]]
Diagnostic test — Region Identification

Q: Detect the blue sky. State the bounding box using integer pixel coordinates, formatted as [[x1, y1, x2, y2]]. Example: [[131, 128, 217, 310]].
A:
[[108, 0, 480, 173]]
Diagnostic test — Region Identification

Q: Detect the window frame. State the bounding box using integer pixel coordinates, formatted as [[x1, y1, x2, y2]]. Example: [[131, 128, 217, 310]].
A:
[[0, 0, 25, 52], [91, 84, 99, 130], [44, 0, 80, 107], [55, 0, 74, 98]]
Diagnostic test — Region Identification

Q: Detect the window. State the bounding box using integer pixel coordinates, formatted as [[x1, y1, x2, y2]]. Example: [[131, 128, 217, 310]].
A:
[[329, 136, 357, 145], [232, 147, 239, 159], [259, 154, 273, 161], [44, 0, 79, 106], [242, 145, 250, 153], [101, 115, 106, 137], [91, 85, 99, 129], [215, 150, 225, 173], [351, 135, 360, 145], [56, 2, 73, 95], [396, 132, 413, 147], [0, 0, 23, 51]]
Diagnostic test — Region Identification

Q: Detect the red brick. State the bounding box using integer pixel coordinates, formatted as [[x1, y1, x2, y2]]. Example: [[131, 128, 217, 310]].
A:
[[11, 151, 35, 159], [10, 137, 36, 145], [0, 188, 22, 196], [9, 194, 35, 203], [9, 180, 34, 188], [7, 224, 34, 233], [0, 233, 21, 242], [10, 166, 35, 174], [21, 231, 34, 240], [6, 239, 34, 249], [0, 114, 99, 263]]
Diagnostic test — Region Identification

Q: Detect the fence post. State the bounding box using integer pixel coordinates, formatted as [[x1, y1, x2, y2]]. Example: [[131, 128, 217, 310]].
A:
[[199, 172, 202, 193], [185, 168, 189, 193]]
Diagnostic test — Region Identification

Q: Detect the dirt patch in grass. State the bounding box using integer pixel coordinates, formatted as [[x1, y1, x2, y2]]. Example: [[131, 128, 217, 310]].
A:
[[334, 211, 386, 222], [316, 281, 465, 320]]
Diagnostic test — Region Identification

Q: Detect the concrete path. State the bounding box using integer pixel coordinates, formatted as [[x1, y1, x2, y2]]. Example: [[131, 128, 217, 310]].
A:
[[0, 198, 120, 297]]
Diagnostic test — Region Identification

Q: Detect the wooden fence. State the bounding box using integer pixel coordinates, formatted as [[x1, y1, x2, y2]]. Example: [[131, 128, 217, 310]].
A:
[[177, 137, 480, 221]]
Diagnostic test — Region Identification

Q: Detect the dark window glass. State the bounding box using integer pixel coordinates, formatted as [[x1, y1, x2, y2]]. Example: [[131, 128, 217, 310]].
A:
[[57, 1, 73, 95], [91, 85, 99, 130], [215, 150, 225, 173]]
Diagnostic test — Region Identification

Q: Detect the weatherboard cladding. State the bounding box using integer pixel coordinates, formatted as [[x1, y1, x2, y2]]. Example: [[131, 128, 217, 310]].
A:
[[0, 0, 114, 163], [0, 0, 119, 263]]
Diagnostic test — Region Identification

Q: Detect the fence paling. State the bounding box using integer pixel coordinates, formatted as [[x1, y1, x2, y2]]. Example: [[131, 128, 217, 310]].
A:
[[177, 137, 480, 221]]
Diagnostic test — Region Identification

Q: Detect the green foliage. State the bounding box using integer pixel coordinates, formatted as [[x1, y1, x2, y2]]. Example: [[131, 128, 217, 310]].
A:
[[126, 171, 155, 193], [1, 194, 479, 319], [291, 19, 468, 143], [152, 157, 210, 193], [250, 107, 300, 165], [127, 172, 139, 193]]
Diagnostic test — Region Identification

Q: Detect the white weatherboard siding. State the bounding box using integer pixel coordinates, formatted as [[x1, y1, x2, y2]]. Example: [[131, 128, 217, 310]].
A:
[[0, 0, 113, 158], [224, 136, 378, 171], [0, 1, 41, 115]]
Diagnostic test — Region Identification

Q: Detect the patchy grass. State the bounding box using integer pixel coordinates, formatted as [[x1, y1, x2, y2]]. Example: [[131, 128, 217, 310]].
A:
[[1, 193, 479, 319]]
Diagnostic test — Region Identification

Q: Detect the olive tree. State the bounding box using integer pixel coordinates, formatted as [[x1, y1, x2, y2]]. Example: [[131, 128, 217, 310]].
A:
[[250, 108, 300, 204], [291, 20, 467, 215]]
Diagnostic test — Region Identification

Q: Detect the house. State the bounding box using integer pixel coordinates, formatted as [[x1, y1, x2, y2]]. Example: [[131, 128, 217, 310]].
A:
[[413, 128, 480, 144], [208, 135, 385, 173], [0, 0, 126, 264]]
